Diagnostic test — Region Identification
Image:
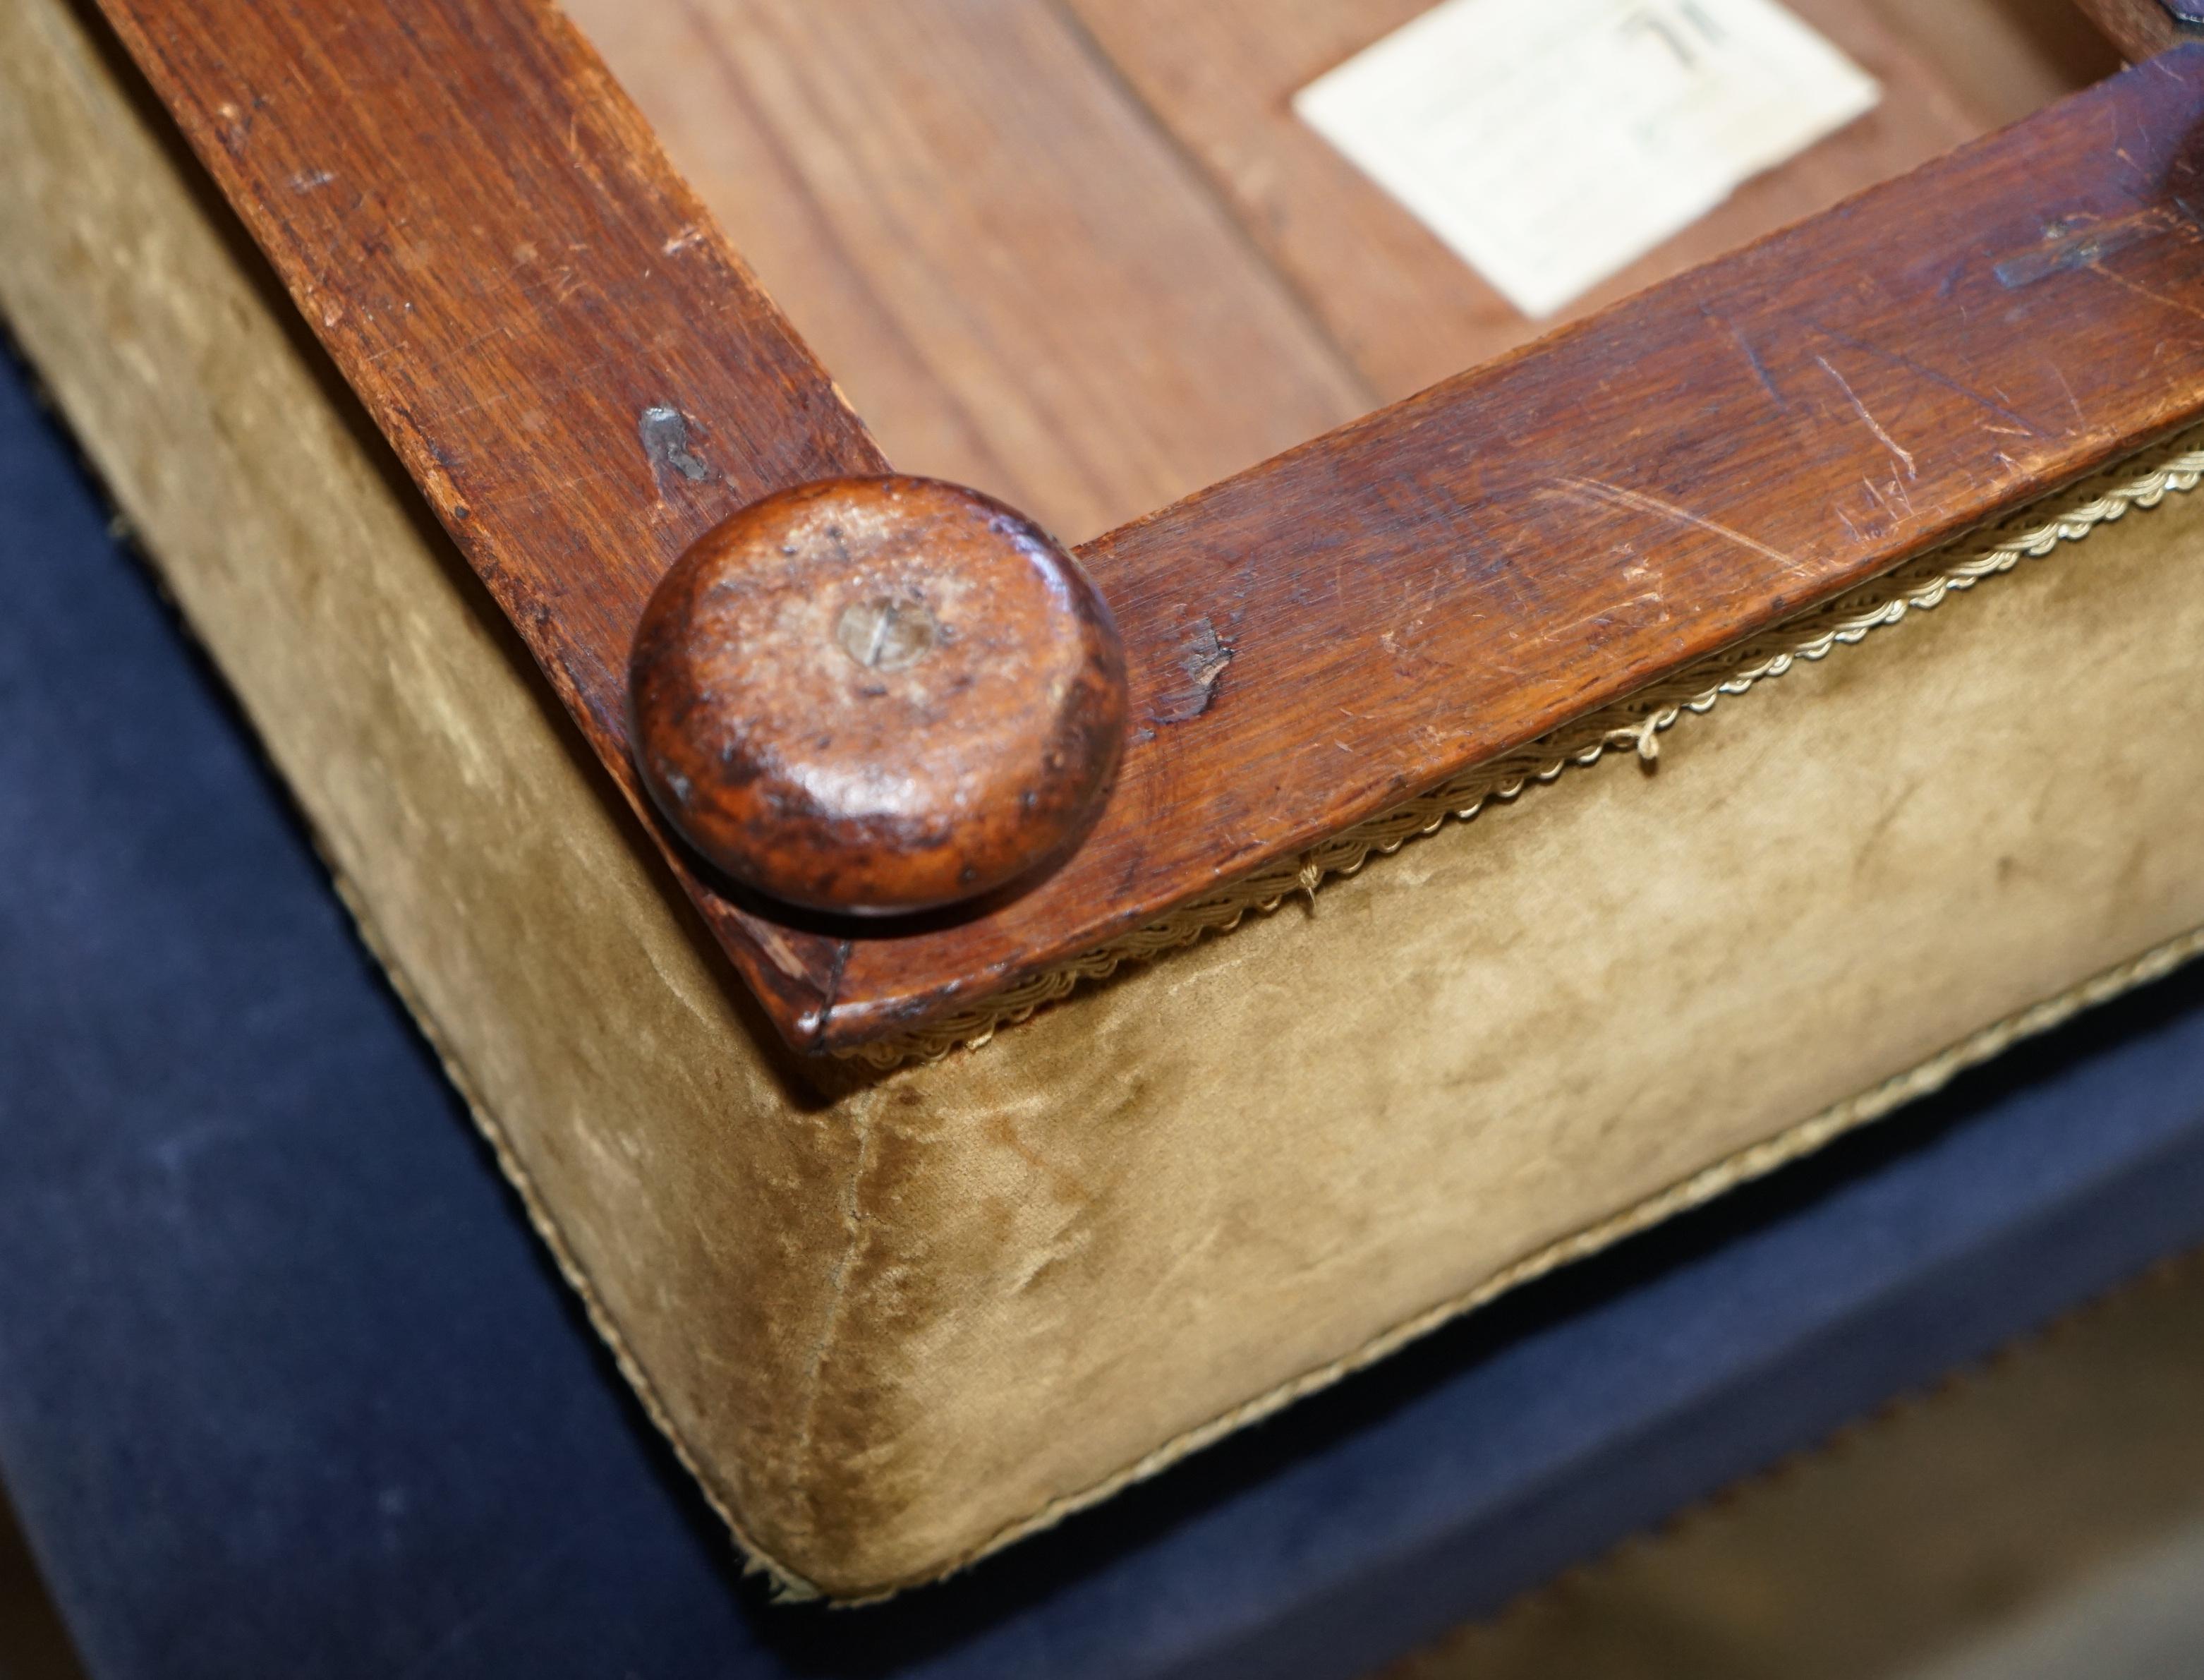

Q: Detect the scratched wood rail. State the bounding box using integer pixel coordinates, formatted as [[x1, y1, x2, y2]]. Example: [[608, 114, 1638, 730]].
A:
[[82, 0, 2204, 1053]]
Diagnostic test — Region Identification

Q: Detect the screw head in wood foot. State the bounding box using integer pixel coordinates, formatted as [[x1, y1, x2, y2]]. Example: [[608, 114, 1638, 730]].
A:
[[628, 476, 1129, 917]]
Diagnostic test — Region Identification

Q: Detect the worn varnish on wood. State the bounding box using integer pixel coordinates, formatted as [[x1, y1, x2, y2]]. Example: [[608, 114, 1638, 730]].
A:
[[90, 0, 893, 1034], [823, 51, 2204, 1049], [89, 0, 2204, 1053], [569, 0, 2109, 507], [629, 476, 1127, 915]]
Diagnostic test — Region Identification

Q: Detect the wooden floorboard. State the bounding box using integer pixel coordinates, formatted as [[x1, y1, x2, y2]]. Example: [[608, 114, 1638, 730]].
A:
[[1059, 0, 1994, 403], [569, 0, 1375, 542], [1865, 0, 2121, 128]]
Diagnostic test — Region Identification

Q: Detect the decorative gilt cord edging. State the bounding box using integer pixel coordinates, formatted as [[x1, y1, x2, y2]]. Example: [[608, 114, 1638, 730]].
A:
[[847, 429, 2204, 1070]]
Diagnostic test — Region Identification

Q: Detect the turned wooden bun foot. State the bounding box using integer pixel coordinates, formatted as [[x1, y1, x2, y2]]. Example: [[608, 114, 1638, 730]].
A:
[[628, 476, 1129, 917]]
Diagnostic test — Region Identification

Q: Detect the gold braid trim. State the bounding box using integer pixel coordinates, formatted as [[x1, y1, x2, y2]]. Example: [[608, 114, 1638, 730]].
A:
[[846, 430, 2204, 1070]]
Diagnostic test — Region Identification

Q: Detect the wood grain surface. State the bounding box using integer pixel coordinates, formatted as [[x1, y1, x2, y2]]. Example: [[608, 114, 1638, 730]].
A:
[[87, 0, 2204, 1054], [569, 1, 2054, 510], [823, 47, 2204, 1051], [86, 0, 902, 1037], [1877, 0, 2119, 127], [562, 0, 1373, 543], [1058, 0, 1990, 404]]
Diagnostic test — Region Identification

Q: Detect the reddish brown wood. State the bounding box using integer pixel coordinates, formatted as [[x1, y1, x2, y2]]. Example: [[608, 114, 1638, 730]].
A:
[[87, 0, 2204, 1053], [564, 0, 1371, 545], [823, 46, 2204, 1050], [89, 0, 893, 1038], [1058, 0, 1989, 405], [629, 477, 1126, 914], [2075, 1, 2200, 59]]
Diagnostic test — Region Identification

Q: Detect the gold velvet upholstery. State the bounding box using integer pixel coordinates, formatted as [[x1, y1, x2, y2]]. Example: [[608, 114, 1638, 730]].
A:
[[6, 0, 2203, 1601]]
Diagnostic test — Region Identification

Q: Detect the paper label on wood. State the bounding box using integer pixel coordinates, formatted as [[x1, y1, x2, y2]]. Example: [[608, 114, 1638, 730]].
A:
[[1294, 0, 1880, 319]]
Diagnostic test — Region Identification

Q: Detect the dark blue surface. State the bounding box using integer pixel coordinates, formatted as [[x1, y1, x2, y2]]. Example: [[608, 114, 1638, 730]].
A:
[[4, 337, 2204, 1680]]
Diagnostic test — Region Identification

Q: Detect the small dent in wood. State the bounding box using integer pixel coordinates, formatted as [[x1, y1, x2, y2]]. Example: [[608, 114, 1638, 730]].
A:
[[638, 404, 715, 486], [1994, 208, 2176, 289], [212, 99, 255, 157], [1151, 617, 1233, 726], [835, 598, 940, 672]]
